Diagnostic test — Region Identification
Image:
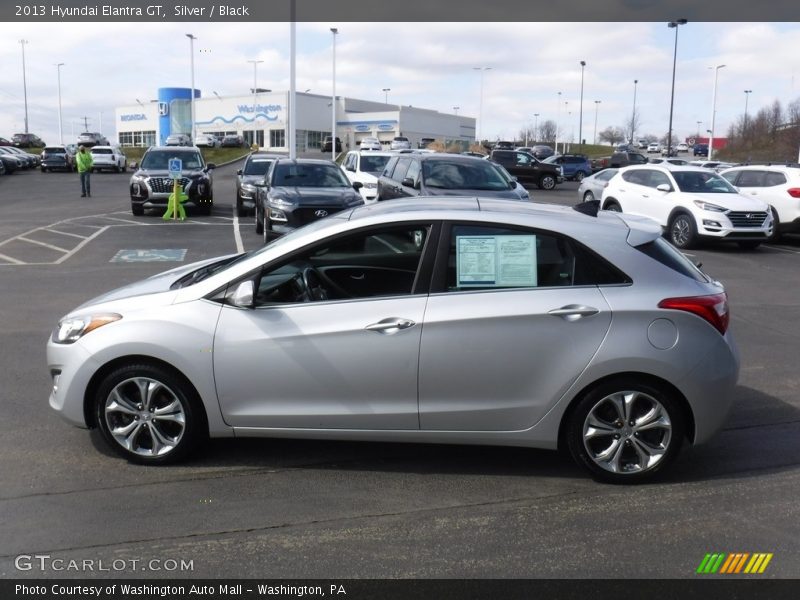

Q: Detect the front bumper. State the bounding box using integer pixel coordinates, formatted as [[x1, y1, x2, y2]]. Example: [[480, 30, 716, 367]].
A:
[[130, 176, 213, 209], [695, 210, 773, 241], [47, 339, 100, 428], [267, 202, 353, 234]]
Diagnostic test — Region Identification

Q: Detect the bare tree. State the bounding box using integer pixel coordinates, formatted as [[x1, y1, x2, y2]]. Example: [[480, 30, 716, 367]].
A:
[[598, 126, 626, 145], [627, 111, 643, 143], [538, 119, 557, 144]]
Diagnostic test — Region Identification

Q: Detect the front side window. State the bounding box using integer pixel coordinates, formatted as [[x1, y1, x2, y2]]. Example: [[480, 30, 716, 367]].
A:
[[672, 171, 737, 193], [445, 224, 629, 292], [515, 153, 533, 166], [647, 170, 672, 189], [360, 154, 391, 174], [249, 224, 432, 306]]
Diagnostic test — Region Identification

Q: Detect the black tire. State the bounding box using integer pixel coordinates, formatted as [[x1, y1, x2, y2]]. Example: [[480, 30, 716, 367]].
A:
[[94, 363, 206, 464], [566, 378, 686, 484], [737, 241, 762, 250], [538, 174, 557, 190], [255, 205, 264, 234], [41, 167, 47, 173], [236, 196, 244, 216], [766, 207, 782, 243], [668, 213, 698, 249], [263, 213, 271, 244], [131, 203, 144, 216], [574, 171, 586, 182], [604, 200, 622, 212], [583, 190, 595, 202]]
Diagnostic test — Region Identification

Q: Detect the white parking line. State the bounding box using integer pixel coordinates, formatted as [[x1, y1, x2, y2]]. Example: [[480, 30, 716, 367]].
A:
[[55, 227, 110, 264], [16, 236, 70, 253], [232, 206, 244, 253], [46, 229, 90, 240], [763, 244, 800, 255], [0, 252, 24, 265]]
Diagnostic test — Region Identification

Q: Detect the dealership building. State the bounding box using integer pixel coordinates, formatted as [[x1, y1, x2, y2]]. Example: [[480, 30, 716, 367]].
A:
[[115, 88, 476, 151]]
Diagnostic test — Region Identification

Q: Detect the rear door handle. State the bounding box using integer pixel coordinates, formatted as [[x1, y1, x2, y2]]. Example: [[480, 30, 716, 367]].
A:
[[365, 318, 416, 334], [548, 305, 599, 321]]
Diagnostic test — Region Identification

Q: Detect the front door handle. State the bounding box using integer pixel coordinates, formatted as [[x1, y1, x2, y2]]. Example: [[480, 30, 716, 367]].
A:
[[548, 305, 599, 321], [365, 318, 416, 334]]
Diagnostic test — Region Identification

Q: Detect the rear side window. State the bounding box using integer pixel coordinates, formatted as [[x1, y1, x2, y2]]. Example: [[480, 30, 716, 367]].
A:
[[764, 171, 787, 186], [391, 157, 413, 181], [736, 170, 765, 187], [635, 238, 708, 283]]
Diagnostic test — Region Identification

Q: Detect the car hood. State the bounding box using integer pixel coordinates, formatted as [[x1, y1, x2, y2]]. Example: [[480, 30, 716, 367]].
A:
[[689, 193, 770, 212], [426, 188, 522, 199], [71, 254, 236, 313], [272, 186, 362, 205], [132, 168, 206, 178]]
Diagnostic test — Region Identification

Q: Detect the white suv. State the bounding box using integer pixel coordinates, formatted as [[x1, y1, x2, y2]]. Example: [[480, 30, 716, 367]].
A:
[[390, 136, 411, 150], [89, 145, 127, 173], [601, 165, 773, 249], [341, 150, 393, 203], [720, 165, 800, 241]]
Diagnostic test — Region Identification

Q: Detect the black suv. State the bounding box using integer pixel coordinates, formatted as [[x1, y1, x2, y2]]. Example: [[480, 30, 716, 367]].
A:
[[255, 158, 364, 242], [377, 153, 525, 201], [235, 152, 286, 215], [322, 136, 343, 153], [129, 147, 216, 216], [12, 133, 44, 148], [489, 149, 563, 190]]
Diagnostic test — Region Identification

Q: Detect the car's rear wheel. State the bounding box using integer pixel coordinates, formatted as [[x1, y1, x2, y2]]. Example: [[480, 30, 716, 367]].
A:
[[574, 171, 586, 182], [583, 190, 595, 202], [566, 378, 686, 484], [668, 213, 698, 249], [94, 363, 205, 464], [538, 175, 556, 190], [604, 200, 622, 212]]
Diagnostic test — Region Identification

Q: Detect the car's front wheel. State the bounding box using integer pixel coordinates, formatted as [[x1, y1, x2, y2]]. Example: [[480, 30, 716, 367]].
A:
[[583, 190, 595, 202], [668, 213, 698, 249], [131, 203, 144, 216], [766, 207, 781, 243], [94, 363, 205, 464], [255, 205, 264, 234], [566, 378, 686, 484], [538, 174, 556, 190]]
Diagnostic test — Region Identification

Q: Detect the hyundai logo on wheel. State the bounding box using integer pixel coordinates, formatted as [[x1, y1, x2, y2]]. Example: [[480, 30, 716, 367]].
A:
[[314, 210, 328, 217]]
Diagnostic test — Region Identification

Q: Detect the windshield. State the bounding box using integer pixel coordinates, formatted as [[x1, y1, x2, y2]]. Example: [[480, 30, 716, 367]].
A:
[[141, 151, 204, 170], [272, 163, 350, 187], [360, 155, 390, 173], [423, 159, 511, 191], [44, 147, 66, 154], [672, 171, 737, 194], [243, 158, 273, 175]]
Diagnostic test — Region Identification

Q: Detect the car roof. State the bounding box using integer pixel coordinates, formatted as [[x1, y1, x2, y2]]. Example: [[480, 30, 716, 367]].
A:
[[273, 158, 339, 165], [621, 164, 712, 173], [145, 146, 200, 152]]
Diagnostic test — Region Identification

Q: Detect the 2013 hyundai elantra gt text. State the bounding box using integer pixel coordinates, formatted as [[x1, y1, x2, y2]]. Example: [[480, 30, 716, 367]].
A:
[[47, 199, 739, 483]]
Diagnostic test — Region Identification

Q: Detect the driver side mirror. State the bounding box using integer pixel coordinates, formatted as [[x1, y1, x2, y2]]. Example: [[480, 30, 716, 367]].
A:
[[206, 163, 217, 170], [229, 280, 254, 308], [352, 181, 363, 190], [401, 177, 419, 189], [656, 183, 672, 192], [346, 165, 356, 172], [236, 168, 243, 175]]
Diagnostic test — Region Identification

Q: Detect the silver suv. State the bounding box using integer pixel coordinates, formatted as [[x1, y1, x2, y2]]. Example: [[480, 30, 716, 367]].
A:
[[390, 136, 411, 150]]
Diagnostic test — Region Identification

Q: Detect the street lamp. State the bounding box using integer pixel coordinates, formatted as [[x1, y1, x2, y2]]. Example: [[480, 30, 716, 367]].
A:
[[708, 64, 726, 159], [19, 39, 29, 133], [473, 67, 491, 143], [631, 79, 638, 144], [55, 63, 64, 144], [555, 91, 562, 154], [533, 113, 539, 144], [696, 120, 702, 138], [666, 19, 688, 157], [743, 89, 752, 134], [593, 100, 601, 145], [330, 28, 338, 160], [382, 88, 391, 104], [186, 33, 197, 142], [248, 59, 264, 147], [453, 106, 460, 115], [578, 60, 586, 148]]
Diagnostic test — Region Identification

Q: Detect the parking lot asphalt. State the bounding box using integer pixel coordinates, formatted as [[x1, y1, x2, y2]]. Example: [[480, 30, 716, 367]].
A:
[[1, 164, 799, 579]]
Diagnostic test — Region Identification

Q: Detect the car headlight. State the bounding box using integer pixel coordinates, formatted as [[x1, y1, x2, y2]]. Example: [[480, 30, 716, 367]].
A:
[[693, 200, 727, 212], [52, 313, 122, 344], [270, 195, 294, 206], [362, 182, 377, 189], [241, 183, 257, 193]]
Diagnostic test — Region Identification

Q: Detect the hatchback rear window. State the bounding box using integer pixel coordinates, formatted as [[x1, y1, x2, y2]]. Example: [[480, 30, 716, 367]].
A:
[[44, 147, 66, 154], [91, 148, 113, 154], [635, 238, 708, 283]]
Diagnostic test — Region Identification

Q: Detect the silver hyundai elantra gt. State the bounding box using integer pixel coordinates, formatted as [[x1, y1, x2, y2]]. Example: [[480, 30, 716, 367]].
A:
[[47, 198, 739, 483]]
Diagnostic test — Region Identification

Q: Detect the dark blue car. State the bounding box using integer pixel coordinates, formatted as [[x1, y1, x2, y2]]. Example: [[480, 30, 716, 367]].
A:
[[542, 154, 593, 182]]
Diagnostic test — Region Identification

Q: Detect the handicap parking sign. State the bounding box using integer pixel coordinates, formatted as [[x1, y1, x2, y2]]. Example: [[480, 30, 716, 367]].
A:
[[168, 157, 182, 179]]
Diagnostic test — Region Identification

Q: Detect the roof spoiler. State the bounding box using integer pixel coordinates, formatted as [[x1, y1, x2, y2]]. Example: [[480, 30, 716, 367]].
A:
[[572, 199, 600, 217]]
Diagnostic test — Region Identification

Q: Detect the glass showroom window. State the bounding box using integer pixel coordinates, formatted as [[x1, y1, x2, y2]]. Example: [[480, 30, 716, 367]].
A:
[[270, 129, 286, 148]]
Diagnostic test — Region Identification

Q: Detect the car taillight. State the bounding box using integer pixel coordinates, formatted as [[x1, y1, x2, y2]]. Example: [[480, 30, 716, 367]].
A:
[[658, 292, 729, 335], [787, 188, 800, 198]]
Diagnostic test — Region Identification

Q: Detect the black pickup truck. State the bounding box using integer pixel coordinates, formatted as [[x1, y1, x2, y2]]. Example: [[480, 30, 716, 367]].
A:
[[592, 151, 648, 171], [489, 149, 563, 190]]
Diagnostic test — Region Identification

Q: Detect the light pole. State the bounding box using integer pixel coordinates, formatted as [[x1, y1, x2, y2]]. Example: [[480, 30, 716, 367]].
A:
[[288, 4, 296, 158], [593, 100, 601, 145], [382, 88, 390, 104], [555, 91, 562, 154], [631, 79, 638, 144], [666, 19, 688, 157], [248, 59, 264, 147], [696, 120, 702, 138], [330, 28, 338, 160], [453, 106, 459, 115], [56, 63, 64, 144], [473, 67, 491, 143], [533, 113, 539, 144], [578, 60, 586, 148], [20, 39, 29, 133], [708, 64, 726, 159], [743, 89, 752, 135], [186, 33, 197, 142]]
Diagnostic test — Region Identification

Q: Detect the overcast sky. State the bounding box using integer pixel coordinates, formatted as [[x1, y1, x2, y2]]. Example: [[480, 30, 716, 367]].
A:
[[1, 21, 798, 145]]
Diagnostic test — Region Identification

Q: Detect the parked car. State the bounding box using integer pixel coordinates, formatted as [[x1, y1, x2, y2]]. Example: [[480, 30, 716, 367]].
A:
[[418, 137, 436, 149], [637, 139, 648, 149], [693, 143, 709, 157], [41, 146, 75, 172], [255, 158, 364, 242], [389, 136, 411, 151], [76, 132, 108, 148], [577, 168, 618, 202], [601, 165, 773, 249], [359, 137, 382, 151], [194, 134, 219, 148], [90, 145, 127, 173], [490, 149, 563, 190], [529, 145, 555, 160], [341, 150, 394, 203], [46, 197, 740, 483], [543, 154, 593, 182], [165, 134, 192, 147], [129, 146, 215, 216], [494, 141, 515, 150], [0, 157, 5, 176], [647, 143, 662, 154], [676, 143, 689, 152], [0, 136, 13, 146], [321, 136, 342, 153], [649, 158, 689, 166], [235, 152, 286, 215], [720, 164, 800, 241], [12, 133, 45, 148], [3, 146, 38, 167], [378, 153, 528, 201], [0, 147, 30, 169], [221, 134, 244, 148]]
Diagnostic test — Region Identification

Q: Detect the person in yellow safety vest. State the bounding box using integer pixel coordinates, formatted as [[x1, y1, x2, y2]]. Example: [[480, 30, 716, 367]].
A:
[[75, 146, 94, 197]]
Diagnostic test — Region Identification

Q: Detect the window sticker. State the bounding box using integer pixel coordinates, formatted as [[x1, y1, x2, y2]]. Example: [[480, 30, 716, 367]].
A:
[[456, 235, 537, 288]]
